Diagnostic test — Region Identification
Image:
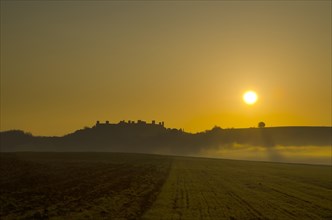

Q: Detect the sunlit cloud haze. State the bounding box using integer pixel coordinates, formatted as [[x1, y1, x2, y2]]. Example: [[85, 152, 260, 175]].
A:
[[1, 0, 331, 136]]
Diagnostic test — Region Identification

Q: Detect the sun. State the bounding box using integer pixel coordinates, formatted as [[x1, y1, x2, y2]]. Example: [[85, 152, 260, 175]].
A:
[[243, 91, 258, 105]]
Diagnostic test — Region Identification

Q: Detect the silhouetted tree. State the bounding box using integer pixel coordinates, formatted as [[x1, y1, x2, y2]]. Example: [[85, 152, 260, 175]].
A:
[[258, 122, 266, 128], [211, 126, 222, 132]]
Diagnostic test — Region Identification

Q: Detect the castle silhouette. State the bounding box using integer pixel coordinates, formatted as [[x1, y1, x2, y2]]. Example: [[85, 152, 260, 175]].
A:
[[95, 120, 165, 128]]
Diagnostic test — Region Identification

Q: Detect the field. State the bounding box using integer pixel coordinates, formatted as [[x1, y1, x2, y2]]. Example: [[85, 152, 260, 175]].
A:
[[0, 153, 171, 219], [143, 157, 332, 220], [0, 153, 331, 219]]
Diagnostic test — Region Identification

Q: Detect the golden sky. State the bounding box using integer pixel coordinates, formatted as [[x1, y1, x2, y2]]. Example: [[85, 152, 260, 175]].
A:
[[1, 1, 331, 136]]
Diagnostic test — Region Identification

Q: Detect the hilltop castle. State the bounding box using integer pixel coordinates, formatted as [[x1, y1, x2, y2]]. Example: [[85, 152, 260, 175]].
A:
[[95, 120, 165, 128]]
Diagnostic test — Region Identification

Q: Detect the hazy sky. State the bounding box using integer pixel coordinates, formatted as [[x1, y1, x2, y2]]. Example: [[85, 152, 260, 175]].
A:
[[1, 0, 331, 136]]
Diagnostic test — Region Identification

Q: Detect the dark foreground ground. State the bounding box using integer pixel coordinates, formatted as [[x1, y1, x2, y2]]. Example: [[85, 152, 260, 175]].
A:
[[0, 152, 331, 219]]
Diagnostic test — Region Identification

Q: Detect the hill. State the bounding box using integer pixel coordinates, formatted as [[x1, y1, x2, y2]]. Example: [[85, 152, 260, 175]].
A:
[[1, 121, 330, 155]]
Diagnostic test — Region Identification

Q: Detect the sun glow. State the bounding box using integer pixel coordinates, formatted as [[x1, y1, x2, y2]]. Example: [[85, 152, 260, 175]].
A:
[[243, 91, 258, 105]]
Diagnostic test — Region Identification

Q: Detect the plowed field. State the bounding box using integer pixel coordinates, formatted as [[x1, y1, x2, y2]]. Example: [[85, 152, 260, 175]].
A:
[[144, 157, 332, 219], [1, 153, 331, 219]]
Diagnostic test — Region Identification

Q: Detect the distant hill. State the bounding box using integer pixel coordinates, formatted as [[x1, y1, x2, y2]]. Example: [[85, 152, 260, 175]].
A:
[[0, 121, 331, 154]]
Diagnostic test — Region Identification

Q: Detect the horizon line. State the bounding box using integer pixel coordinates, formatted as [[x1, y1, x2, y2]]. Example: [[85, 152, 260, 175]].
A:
[[1, 123, 331, 137]]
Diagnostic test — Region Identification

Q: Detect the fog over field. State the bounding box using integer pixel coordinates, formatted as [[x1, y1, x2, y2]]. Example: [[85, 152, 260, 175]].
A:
[[198, 144, 331, 165]]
